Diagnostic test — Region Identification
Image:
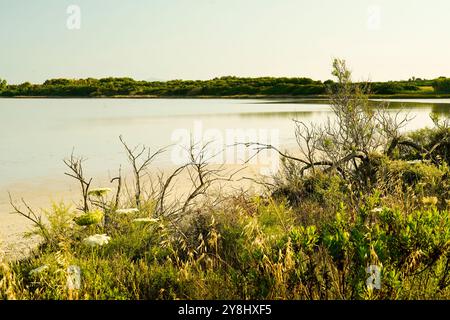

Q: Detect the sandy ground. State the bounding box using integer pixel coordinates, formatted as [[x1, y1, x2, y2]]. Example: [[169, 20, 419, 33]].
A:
[[0, 164, 265, 262], [0, 177, 82, 261]]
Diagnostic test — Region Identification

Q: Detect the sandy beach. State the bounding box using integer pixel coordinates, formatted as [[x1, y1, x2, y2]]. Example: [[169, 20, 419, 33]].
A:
[[0, 177, 81, 261]]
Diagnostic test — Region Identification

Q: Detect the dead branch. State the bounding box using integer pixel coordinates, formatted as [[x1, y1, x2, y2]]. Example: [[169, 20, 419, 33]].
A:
[[156, 164, 189, 216], [236, 142, 309, 165], [63, 152, 92, 212], [110, 165, 122, 210], [119, 135, 166, 208], [8, 193, 50, 243]]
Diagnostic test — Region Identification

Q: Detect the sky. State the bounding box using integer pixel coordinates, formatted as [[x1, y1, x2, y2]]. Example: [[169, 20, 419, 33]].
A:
[[1, 0, 450, 84]]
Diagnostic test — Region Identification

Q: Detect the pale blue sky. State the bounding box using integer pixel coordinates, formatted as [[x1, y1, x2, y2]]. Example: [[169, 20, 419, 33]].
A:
[[1, 0, 450, 84]]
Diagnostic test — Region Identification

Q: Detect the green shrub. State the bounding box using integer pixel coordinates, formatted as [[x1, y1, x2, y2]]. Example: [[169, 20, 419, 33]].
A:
[[401, 126, 450, 164], [432, 77, 450, 93]]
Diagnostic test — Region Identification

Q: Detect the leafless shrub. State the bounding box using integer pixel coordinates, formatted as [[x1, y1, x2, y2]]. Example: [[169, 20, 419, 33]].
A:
[[119, 135, 166, 208], [180, 142, 244, 215], [63, 152, 92, 212], [8, 193, 50, 243]]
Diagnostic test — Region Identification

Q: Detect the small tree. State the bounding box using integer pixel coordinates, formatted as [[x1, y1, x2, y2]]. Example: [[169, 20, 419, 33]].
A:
[[246, 59, 411, 188], [290, 59, 410, 185], [432, 77, 450, 93], [0, 78, 6, 91]]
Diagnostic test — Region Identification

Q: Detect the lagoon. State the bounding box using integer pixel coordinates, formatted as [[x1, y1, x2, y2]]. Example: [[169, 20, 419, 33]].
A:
[[0, 98, 449, 189]]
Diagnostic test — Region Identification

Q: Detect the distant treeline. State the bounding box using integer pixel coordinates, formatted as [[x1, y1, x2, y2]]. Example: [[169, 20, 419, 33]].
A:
[[1, 75, 450, 97]]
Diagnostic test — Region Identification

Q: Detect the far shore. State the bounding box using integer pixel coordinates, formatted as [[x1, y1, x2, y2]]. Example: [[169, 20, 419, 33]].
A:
[[2, 94, 450, 100]]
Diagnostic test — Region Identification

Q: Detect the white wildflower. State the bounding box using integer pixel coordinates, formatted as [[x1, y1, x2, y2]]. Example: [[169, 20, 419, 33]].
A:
[[83, 234, 111, 247], [370, 207, 383, 213], [116, 208, 139, 214], [29, 265, 49, 276]]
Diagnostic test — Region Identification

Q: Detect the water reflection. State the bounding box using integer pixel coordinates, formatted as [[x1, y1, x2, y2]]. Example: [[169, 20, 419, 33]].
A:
[[237, 111, 319, 119], [380, 101, 450, 116], [252, 98, 450, 116]]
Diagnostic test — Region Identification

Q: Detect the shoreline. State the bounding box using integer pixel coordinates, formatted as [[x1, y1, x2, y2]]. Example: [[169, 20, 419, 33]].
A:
[[2, 94, 450, 100], [0, 177, 82, 262]]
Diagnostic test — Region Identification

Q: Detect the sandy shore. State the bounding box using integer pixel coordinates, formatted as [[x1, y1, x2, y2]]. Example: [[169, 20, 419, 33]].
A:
[[0, 177, 81, 261]]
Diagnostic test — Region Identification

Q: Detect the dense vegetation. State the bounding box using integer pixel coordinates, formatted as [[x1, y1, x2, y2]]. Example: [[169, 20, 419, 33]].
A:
[[433, 77, 450, 93], [1, 60, 450, 300], [0, 74, 449, 97]]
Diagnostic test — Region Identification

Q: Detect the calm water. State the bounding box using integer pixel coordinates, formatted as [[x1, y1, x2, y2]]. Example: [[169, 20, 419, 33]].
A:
[[0, 98, 449, 188]]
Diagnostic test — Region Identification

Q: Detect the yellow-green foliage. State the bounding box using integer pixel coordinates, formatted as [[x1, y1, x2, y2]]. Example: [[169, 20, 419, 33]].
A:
[[402, 126, 450, 163], [379, 160, 449, 203], [384, 160, 444, 185], [2, 194, 449, 300], [74, 210, 104, 226]]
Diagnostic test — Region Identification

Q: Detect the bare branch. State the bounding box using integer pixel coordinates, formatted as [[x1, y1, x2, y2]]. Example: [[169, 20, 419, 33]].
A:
[[119, 135, 167, 208], [63, 152, 92, 212], [8, 193, 50, 243]]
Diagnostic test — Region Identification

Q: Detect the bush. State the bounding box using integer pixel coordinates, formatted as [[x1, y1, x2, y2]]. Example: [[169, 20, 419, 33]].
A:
[[403, 126, 450, 164], [383, 160, 444, 186], [432, 78, 450, 93]]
